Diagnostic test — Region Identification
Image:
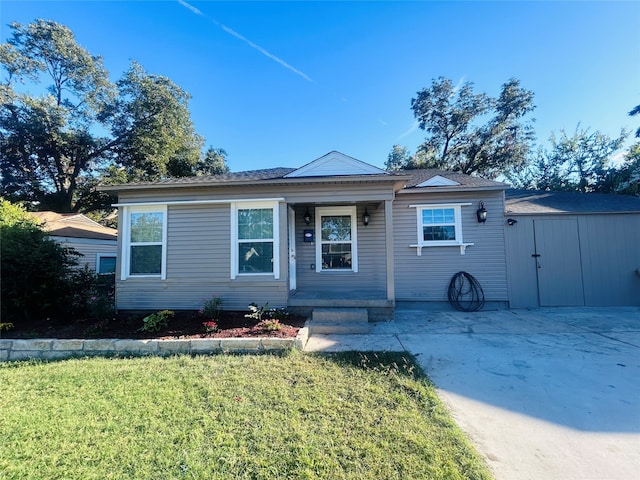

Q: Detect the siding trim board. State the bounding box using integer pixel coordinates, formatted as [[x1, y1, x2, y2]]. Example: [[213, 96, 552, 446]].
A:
[[114, 197, 286, 207]]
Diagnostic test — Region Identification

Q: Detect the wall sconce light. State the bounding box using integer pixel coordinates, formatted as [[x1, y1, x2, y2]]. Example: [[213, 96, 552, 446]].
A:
[[476, 201, 488, 223], [363, 207, 370, 226], [507, 218, 518, 226], [303, 207, 312, 225]]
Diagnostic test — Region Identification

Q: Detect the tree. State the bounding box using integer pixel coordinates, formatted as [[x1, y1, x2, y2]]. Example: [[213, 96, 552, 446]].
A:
[[0, 19, 204, 213], [507, 127, 627, 193], [0, 198, 78, 323], [385, 145, 411, 171], [406, 77, 535, 177], [630, 104, 640, 138], [197, 146, 229, 175]]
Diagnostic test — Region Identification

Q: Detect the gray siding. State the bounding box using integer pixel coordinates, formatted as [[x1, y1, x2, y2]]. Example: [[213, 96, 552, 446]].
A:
[[116, 204, 288, 311], [51, 237, 117, 272], [393, 191, 508, 302], [505, 213, 640, 307], [294, 204, 387, 294]]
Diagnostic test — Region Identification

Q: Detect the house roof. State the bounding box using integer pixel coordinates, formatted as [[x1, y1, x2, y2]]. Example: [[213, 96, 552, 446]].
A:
[[399, 169, 508, 192], [98, 152, 505, 194], [31, 212, 118, 241], [505, 189, 640, 214]]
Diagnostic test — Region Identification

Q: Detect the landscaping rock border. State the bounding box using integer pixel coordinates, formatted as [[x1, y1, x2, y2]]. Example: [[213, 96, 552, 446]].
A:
[[0, 325, 310, 362]]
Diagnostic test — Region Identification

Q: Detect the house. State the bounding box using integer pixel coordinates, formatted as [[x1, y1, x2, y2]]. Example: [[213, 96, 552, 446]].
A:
[[504, 189, 640, 307], [100, 151, 509, 319], [32, 212, 118, 274]]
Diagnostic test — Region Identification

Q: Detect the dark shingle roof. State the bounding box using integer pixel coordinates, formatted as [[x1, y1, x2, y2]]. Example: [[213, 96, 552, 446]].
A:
[[399, 169, 507, 190], [505, 189, 640, 214], [120, 167, 297, 187]]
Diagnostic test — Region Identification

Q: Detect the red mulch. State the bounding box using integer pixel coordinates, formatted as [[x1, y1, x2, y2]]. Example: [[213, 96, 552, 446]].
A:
[[5, 311, 307, 340]]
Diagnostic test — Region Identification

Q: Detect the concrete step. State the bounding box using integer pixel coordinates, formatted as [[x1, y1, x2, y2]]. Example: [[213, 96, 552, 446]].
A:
[[309, 308, 370, 334], [312, 307, 368, 323]]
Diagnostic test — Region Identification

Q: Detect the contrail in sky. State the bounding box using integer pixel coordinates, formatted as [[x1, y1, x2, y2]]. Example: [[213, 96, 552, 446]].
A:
[[177, 0, 313, 82]]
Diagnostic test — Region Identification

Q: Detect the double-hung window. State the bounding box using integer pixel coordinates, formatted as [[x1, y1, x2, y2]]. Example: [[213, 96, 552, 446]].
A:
[[231, 201, 279, 279], [121, 205, 167, 279], [411, 203, 472, 255], [316, 206, 358, 272]]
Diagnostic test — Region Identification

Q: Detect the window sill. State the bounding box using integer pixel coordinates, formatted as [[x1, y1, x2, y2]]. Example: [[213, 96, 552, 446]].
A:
[[410, 243, 474, 256]]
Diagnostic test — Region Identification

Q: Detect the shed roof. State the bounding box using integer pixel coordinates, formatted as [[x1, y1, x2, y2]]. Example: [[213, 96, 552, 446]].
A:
[[505, 189, 640, 214], [31, 212, 118, 241]]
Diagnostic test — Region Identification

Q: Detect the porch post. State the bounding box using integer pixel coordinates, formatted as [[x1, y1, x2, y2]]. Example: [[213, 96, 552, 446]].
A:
[[384, 199, 395, 302]]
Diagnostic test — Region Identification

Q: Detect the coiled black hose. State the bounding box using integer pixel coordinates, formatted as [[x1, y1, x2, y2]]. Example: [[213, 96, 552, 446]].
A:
[[447, 271, 485, 312]]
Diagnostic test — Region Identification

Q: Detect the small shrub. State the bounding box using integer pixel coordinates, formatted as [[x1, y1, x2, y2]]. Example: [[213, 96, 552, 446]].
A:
[[258, 319, 282, 332], [0, 322, 14, 338], [200, 296, 223, 319], [71, 267, 115, 321], [202, 321, 218, 334], [245, 302, 269, 322], [267, 307, 290, 321], [139, 310, 174, 332]]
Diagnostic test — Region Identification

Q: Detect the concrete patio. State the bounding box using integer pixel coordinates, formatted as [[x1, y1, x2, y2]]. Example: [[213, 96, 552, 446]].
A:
[[305, 306, 640, 480]]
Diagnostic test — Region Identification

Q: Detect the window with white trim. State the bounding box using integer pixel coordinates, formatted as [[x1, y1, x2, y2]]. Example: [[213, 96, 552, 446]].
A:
[[231, 201, 280, 279], [316, 206, 358, 272], [410, 203, 473, 255], [96, 253, 116, 274], [121, 205, 167, 279]]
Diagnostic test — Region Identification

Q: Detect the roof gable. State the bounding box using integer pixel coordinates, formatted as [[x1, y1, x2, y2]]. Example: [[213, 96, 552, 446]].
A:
[[284, 151, 386, 178], [31, 212, 117, 241], [415, 175, 461, 187]]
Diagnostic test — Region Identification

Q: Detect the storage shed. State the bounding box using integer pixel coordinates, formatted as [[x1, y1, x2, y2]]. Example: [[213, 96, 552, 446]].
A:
[[504, 190, 640, 307]]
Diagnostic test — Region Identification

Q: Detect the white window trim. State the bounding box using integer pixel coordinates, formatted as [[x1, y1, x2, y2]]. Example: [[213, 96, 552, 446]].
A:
[[409, 203, 473, 256], [315, 206, 358, 273], [121, 205, 168, 280], [96, 253, 117, 275], [230, 201, 280, 280]]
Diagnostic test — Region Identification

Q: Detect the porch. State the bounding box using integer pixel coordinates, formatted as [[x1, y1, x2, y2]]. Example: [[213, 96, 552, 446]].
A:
[[287, 289, 394, 323]]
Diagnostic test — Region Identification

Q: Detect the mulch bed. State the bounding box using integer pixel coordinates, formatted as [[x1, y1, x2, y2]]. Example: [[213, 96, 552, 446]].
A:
[[4, 311, 307, 340]]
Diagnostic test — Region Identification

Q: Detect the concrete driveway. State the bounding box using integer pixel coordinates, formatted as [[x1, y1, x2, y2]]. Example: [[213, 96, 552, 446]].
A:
[[305, 307, 640, 480]]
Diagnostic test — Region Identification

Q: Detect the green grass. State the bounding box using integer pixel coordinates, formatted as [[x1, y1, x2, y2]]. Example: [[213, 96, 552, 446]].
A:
[[0, 352, 493, 480]]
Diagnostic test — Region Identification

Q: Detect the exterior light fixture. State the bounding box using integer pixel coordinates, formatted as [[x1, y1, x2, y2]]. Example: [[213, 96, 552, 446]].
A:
[[507, 218, 518, 226], [303, 207, 312, 225], [476, 202, 488, 223], [363, 207, 370, 226]]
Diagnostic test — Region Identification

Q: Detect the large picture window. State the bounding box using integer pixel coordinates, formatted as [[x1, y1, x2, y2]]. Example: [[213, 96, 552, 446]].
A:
[[231, 201, 279, 279], [316, 206, 358, 272], [121, 205, 167, 279]]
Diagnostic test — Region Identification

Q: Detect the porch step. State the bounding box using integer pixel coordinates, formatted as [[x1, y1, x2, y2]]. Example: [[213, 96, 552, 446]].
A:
[[309, 308, 371, 334]]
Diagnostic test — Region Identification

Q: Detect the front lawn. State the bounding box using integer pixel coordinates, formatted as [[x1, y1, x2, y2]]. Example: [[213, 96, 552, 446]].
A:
[[0, 352, 492, 480]]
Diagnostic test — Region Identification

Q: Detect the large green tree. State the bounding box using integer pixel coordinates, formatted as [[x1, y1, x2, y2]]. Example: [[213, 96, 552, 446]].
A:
[[400, 77, 535, 178], [0, 19, 205, 213], [506, 127, 628, 193]]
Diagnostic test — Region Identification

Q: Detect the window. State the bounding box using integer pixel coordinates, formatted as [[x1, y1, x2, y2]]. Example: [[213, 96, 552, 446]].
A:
[[121, 205, 167, 279], [316, 206, 358, 272], [231, 201, 279, 279], [410, 203, 473, 255], [96, 254, 116, 274], [421, 207, 457, 242]]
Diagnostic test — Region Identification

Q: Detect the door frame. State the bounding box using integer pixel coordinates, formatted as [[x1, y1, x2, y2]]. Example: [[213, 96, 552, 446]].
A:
[[288, 206, 297, 291]]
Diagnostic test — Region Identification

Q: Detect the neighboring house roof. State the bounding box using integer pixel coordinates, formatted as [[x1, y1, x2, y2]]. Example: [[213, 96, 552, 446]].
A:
[[505, 189, 640, 214], [31, 212, 118, 241], [99, 152, 507, 195]]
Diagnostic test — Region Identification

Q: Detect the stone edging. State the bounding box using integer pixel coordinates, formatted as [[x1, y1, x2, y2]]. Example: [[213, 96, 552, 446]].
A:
[[0, 326, 309, 362]]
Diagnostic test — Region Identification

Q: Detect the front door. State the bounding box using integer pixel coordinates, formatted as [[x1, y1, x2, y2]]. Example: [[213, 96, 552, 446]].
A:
[[534, 218, 585, 306]]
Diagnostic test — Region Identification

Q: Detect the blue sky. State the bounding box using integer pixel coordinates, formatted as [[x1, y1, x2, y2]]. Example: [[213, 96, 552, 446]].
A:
[[1, 1, 639, 171]]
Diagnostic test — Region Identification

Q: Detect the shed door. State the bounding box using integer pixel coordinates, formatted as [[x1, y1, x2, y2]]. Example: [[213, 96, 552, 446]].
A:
[[534, 219, 585, 306]]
